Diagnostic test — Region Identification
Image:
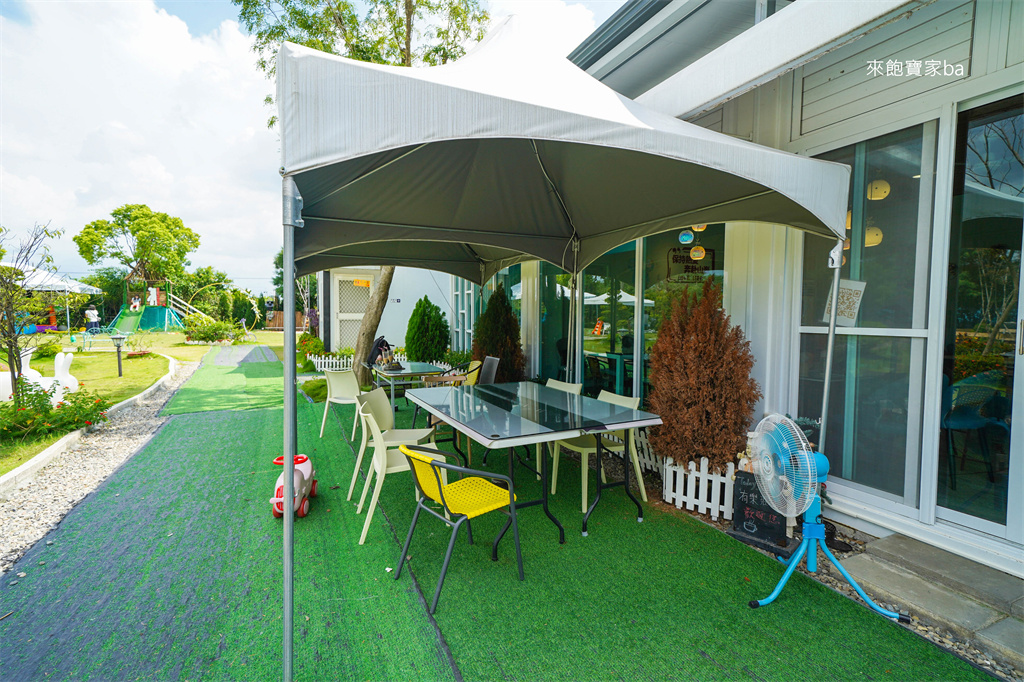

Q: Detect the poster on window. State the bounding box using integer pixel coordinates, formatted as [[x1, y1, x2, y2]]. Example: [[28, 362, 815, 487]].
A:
[[666, 247, 716, 284], [822, 279, 866, 326]]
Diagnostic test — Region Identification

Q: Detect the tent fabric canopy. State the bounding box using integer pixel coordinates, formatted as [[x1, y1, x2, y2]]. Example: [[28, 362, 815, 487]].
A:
[[0, 263, 101, 294], [277, 16, 850, 284]]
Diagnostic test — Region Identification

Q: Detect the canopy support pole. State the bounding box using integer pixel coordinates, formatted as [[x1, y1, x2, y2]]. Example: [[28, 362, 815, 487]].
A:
[[281, 176, 304, 682], [818, 239, 844, 453]]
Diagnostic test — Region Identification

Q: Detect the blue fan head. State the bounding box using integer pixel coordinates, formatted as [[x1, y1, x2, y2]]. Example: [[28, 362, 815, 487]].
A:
[[814, 451, 829, 482]]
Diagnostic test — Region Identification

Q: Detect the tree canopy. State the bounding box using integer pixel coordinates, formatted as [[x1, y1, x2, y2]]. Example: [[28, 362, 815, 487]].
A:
[[73, 204, 200, 282]]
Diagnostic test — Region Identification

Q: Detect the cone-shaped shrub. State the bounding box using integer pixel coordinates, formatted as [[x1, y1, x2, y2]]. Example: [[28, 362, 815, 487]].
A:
[[649, 278, 761, 474], [471, 283, 525, 383], [405, 295, 449, 363]]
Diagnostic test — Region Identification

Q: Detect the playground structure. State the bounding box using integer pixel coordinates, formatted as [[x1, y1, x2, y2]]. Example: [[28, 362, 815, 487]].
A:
[[107, 268, 201, 334]]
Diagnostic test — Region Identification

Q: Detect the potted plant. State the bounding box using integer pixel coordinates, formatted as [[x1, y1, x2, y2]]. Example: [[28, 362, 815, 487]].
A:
[[649, 279, 761, 516]]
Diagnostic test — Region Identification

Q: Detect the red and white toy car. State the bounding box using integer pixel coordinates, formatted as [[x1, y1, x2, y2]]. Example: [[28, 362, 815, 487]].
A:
[[270, 454, 318, 518]]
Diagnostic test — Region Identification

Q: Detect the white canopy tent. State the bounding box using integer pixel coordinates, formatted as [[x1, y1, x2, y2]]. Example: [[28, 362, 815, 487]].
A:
[[275, 17, 850, 678], [0, 262, 101, 331]]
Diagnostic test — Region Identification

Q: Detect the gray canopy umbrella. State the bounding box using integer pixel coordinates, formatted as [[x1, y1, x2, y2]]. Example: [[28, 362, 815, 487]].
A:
[[274, 17, 850, 679]]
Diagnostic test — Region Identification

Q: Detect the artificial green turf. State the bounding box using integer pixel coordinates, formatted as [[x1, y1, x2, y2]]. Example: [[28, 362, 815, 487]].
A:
[[162, 346, 284, 414], [0, 400, 455, 681], [347, 403, 990, 682], [0, 378, 992, 681]]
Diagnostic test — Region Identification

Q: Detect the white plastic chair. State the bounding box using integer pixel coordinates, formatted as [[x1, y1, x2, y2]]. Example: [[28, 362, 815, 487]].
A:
[[355, 404, 444, 545], [550, 390, 648, 513], [348, 388, 435, 501], [18, 347, 40, 381], [319, 369, 362, 440], [535, 379, 583, 478], [54, 352, 78, 393]]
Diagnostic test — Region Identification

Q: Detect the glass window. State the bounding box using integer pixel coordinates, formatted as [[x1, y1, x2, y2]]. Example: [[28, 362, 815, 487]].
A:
[[799, 335, 918, 498], [581, 242, 637, 397], [539, 262, 571, 382], [640, 225, 726, 404], [802, 126, 931, 329], [483, 265, 522, 323], [799, 122, 935, 505]]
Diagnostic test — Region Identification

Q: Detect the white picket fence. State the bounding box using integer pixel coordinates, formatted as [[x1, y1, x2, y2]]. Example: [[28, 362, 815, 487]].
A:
[[662, 457, 736, 521], [308, 352, 410, 372]]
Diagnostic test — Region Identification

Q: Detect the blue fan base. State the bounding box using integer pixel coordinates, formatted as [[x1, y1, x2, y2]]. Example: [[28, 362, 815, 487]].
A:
[[750, 517, 910, 623]]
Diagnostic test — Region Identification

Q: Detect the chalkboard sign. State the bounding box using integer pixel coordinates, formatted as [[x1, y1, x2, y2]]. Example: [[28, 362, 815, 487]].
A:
[[731, 471, 786, 545]]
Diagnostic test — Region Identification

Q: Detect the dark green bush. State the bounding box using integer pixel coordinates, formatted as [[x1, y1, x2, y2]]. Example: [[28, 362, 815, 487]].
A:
[[405, 296, 449, 363], [183, 314, 236, 342], [471, 284, 525, 383]]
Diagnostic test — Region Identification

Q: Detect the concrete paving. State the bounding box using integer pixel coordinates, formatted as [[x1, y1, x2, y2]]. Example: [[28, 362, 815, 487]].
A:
[[842, 534, 1024, 672]]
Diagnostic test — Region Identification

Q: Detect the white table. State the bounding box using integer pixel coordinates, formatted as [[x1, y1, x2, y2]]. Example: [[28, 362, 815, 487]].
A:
[[406, 381, 663, 538]]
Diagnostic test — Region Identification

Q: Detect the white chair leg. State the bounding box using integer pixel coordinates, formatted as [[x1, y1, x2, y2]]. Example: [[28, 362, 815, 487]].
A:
[[630, 438, 647, 502], [319, 401, 330, 438], [550, 443, 561, 495], [347, 421, 369, 501], [350, 407, 359, 441], [580, 450, 589, 513], [356, 465, 376, 514], [358, 470, 386, 545]]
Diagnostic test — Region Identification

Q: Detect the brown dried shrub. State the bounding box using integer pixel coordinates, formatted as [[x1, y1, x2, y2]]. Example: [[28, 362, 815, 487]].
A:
[[648, 278, 761, 474]]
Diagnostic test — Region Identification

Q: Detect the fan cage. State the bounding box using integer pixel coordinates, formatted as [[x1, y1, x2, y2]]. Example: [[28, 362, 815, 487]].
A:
[[749, 414, 817, 518]]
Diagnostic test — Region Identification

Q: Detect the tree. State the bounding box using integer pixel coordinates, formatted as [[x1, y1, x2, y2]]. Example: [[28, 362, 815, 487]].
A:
[[236, 0, 488, 383], [218, 291, 232, 321], [471, 283, 525, 383], [81, 266, 129, 323], [405, 295, 449, 362], [273, 248, 317, 311], [74, 204, 200, 282], [648, 279, 761, 474], [0, 224, 64, 406], [175, 266, 232, 318]]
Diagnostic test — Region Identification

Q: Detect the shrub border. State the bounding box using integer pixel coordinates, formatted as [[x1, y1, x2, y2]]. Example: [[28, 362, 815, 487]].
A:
[[0, 353, 179, 501]]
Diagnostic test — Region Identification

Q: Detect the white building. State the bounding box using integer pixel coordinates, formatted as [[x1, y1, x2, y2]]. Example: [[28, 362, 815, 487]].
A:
[[452, 0, 1022, 577]]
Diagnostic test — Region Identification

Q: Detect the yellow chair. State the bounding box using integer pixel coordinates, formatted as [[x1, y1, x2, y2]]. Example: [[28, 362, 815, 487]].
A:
[[463, 359, 483, 385], [550, 390, 648, 513], [348, 388, 434, 502], [319, 369, 362, 440], [395, 444, 524, 614], [355, 405, 444, 545]]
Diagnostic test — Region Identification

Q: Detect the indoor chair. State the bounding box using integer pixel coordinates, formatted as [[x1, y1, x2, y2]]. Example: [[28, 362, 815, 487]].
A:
[[394, 444, 524, 614], [319, 369, 362, 440], [550, 390, 648, 513], [348, 388, 435, 501]]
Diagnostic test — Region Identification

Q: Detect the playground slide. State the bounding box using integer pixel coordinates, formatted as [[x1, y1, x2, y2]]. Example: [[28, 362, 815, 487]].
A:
[[110, 305, 185, 332], [112, 305, 143, 333]]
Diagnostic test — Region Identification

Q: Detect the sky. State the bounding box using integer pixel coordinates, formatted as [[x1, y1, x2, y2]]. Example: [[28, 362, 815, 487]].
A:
[[0, 0, 627, 295]]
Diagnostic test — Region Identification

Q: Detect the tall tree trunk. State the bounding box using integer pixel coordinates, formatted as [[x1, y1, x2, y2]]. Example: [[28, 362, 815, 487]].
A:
[[983, 273, 1018, 355], [353, 265, 396, 387]]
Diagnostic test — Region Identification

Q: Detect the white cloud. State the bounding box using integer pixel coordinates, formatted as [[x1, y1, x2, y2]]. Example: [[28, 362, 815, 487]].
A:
[[486, 0, 598, 57], [0, 1, 280, 291]]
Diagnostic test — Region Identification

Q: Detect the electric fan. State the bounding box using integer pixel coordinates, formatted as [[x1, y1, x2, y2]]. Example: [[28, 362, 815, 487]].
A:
[[747, 413, 910, 622]]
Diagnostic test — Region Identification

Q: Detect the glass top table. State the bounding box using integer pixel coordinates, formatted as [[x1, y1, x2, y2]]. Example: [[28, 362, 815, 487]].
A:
[[370, 361, 445, 416], [406, 381, 663, 538]]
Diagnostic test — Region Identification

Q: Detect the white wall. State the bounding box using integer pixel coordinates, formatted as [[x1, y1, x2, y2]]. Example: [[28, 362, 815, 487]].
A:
[[376, 267, 453, 348]]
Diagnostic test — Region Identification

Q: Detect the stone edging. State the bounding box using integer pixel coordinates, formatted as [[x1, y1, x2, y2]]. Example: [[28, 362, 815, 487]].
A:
[[0, 353, 179, 500]]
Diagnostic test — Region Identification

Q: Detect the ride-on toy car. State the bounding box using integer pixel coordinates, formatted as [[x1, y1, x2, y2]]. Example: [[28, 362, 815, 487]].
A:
[[270, 454, 318, 518]]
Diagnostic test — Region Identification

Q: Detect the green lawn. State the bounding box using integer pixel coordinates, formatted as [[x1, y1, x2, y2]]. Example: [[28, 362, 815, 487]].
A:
[[0, 352, 174, 475]]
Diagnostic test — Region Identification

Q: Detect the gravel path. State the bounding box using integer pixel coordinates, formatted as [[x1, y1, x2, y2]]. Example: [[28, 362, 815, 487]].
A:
[[0, 360, 199, 575]]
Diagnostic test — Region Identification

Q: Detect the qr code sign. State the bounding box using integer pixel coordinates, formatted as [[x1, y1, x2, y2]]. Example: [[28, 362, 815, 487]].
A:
[[823, 279, 866, 326]]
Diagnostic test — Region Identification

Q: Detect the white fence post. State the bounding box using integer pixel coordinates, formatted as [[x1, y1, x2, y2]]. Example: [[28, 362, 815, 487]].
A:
[[661, 456, 736, 522]]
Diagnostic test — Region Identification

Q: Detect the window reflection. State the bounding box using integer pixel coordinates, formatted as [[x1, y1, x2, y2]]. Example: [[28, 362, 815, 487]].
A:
[[582, 242, 637, 397]]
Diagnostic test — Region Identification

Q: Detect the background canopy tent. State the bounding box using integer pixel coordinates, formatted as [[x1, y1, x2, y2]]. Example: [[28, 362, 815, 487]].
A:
[[276, 17, 851, 679]]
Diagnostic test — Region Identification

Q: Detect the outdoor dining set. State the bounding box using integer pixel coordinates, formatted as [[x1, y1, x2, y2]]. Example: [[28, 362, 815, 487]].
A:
[[317, 359, 662, 613]]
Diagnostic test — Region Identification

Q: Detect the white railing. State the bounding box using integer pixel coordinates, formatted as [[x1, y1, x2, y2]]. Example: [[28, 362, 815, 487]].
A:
[[168, 293, 212, 320], [662, 457, 736, 522], [308, 352, 418, 372]]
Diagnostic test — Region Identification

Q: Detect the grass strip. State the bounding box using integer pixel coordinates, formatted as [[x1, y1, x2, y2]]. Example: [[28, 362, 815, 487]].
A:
[[0, 400, 456, 681], [161, 347, 283, 414]]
